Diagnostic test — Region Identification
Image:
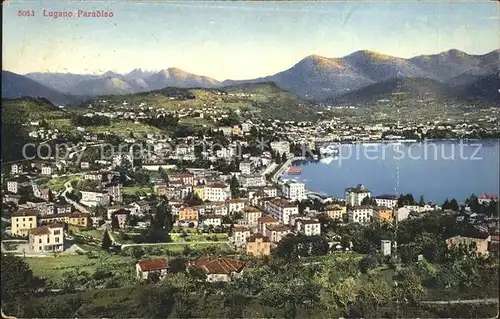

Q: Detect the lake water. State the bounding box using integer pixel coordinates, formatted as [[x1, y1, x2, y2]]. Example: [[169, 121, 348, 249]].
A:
[[281, 140, 500, 204]]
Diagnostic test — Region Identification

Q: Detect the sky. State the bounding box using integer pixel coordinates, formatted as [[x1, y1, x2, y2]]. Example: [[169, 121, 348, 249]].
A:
[[3, 1, 499, 80]]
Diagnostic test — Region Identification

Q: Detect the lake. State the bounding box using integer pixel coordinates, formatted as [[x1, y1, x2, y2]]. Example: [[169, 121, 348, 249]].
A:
[[281, 140, 500, 204]]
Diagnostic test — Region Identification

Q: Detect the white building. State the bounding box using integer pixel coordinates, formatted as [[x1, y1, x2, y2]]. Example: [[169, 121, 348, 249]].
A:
[[345, 184, 371, 207], [270, 141, 290, 156], [11, 164, 23, 175], [230, 226, 251, 248], [381, 240, 392, 256], [80, 191, 110, 207], [282, 181, 306, 202], [347, 206, 374, 224], [265, 198, 298, 225], [296, 219, 321, 236], [242, 206, 262, 227], [239, 160, 253, 175], [265, 224, 291, 243], [262, 187, 278, 198], [41, 165, 54, 176], [374, 195, 399, 208], [239, 174, 266, 188], [226, 199, 246, 214], [204, 183, 231, 202], [202, 215, 223, 227], [29, 224, 64, 253]]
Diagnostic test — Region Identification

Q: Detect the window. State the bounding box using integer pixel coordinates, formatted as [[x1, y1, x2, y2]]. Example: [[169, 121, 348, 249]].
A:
[[55, 237, 59, 243], [54, 230, 61, 235], [39, 238, 42, 243], [29, 218, 33, 221], [23, 218, 25, 222], [39, 247, 42, 251]]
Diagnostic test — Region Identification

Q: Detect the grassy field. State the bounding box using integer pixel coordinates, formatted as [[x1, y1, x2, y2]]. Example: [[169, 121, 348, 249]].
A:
[[25, 253, 136, 283], [122, 186, 154, 196], [47, 118, 72, 131], [122, 242, 233, 253], [41, 176, 69, 193], [169, 232, 229, 243], [87, 120, 162, 139]]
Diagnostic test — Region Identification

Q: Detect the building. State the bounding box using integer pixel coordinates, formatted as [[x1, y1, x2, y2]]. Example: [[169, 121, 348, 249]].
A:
[[242, 206, 262, 227], [373, 207, 393, 222], [202, 214, 222, 227], [445, 234, 491, 256], [246, 233, 272, 257], [41, 165, 54, 176], [478, 194, 500, 205], [178, 207, 199, 223], [265, 224, 292, 243], [270, 141, 290, 156], [258, 215, 279, 234], [28, 224, 64, 252], [394, 207, 411, 222], [295, 219, 321, 236], [189, 255, 246, 282], [265, 198, 298, 225], [11, 163, 23, 175], [226, 199, 245, 214], [262, 187, 278, 198], [80, 190, 110, 207], [39, 211, 90, 228], [347, 206, 374, 224], [345, 184, 371, 207], [169, 172, 195, 186], [11, 209, 38, 237], [54, 202, 72, 214], [230, 226, 251, 248], [381, 240, 392, 256], [239, 174, 266, 188], [375, 195, 399, 208], [282, 181, 306, 202], [106, 183, 123, 203], [323, 204, 346, 220], [136, 258, 169, 281], [239, 160, 253, 175], [203, 183, 231, 202]]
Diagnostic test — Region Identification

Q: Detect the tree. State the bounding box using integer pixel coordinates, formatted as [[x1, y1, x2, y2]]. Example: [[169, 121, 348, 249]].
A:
[[449, 198, 459, 211], [418, 195, 425, 206], [94, 204, 108, 220], [1, 254, 45, 302], [361, 196, 376, 206], [101, 229, 113, 250], [111, 214, 120, 230], [281, 152, 287, 163]]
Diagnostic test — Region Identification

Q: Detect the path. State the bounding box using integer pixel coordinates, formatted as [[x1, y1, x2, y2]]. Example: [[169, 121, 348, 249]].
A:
[[121, 240, 229, 249], [422, 298, 498, 305], [62, 181, 91, 214], [272, 156, 305, 183]]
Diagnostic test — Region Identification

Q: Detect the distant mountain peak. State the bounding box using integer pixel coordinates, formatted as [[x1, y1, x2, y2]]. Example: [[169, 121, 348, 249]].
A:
[[348, 50, 400, 61], [303, 55, 346, 70]]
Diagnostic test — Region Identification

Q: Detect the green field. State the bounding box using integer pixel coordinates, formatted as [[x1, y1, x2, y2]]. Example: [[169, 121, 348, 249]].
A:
[[122, 186, 154, 196], [169, 232, 229, 243], [41, 176, 69, 193], [87, 120, 162, 139], [25, 253, 136, 283]]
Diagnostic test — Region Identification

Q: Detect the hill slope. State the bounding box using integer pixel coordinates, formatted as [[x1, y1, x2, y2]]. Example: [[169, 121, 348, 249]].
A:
[[2, 71, 79, 106]]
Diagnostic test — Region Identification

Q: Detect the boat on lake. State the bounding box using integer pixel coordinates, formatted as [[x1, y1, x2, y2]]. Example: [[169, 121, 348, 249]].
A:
[[288, 167, 302, 175]]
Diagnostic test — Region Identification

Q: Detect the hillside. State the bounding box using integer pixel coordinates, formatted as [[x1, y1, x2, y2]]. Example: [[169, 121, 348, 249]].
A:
[[91, 82, 321, 121], [333, 77, 452, 104], [454, 73, 500, 106], [2, 71, 80, 106]]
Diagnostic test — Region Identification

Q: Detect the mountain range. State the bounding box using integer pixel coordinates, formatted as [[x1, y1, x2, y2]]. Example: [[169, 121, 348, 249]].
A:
[[3, 48, 499, 105]]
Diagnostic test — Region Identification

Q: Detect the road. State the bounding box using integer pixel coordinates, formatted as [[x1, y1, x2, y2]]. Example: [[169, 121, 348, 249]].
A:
[[422, 298, 498, 304], [62, 181, 91, 214], [120, 240, 230, 249], [271, 156, 305, 183]]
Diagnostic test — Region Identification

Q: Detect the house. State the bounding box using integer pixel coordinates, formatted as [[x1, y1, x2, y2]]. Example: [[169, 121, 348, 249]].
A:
[[106, 182, 123, 203], [168, 172, 195, 186], [478, 194, 500, 205], [136, 258, 169, 281], [54, 202, 72, 214], [374, 195, 399, 208], [282, 180, 306, 202], [130, 201, 152, 216], [189, 255, 246, 282], [270, 141, 290, 155], [258, 215, 279, 234], [26, 200, 54, 216], [230, 226, 251, 248], [323, 204, 346, 220], [11, 163, 23, 175], [11, 209, 38, 237], [262, 187, 278, 198], [226, 199, 245, 214], [239, 160, 253, 175], [246, 233, 272, 257], [348, 206, 374, 224], [242, 206, 262, 227], [178, 207, 199, 223], [394, 206, 411, 222], [39, 211, 90, 228], [3, 194, 21, 204], [41, 165, 55, 176], [239, 174, 266, 188], [29, 224, 64, 252], [203, 183, 231, 202], [265, 224, 291, 243], [345, 184, 371, 207], [295, 219, 321, 236], [265, 198, 298, 225], [445, 233, 491, 256], [112, 210, 129, 229], [373, 207, 393, 222], [202, 214, 222, 227], [80, 190, 110, 207]]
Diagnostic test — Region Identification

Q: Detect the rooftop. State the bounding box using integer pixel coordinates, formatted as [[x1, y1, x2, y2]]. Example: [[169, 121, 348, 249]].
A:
[[137, 258, 169, 272]]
